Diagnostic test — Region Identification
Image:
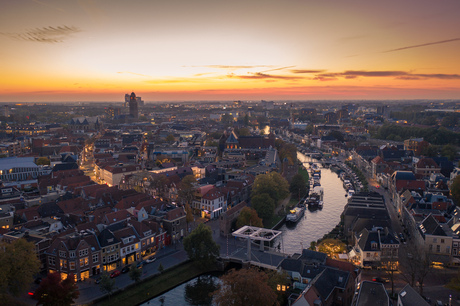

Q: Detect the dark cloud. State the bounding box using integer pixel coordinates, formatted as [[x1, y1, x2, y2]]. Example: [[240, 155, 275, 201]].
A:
[[341, 70, 408, 77], [383, 38, 460, 53], [313, 76, 338, 82], [415, 73, 460, 80], [291, 69, 326, 74], [0, 26, 81, 43], [313, 70, 460, 81]]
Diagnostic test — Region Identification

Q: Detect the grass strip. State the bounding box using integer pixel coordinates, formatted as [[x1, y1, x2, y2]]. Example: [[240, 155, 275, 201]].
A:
[[96, 261, 215, 306]]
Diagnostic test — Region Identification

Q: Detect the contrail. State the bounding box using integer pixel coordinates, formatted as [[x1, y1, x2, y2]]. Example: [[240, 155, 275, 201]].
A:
[[383, 38, 460, 53]]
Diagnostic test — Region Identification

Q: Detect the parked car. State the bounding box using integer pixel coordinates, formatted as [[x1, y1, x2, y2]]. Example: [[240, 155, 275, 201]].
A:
[[136, 261, 145, 269], [110, 270, 121, 278], [95, 277, 102, 284], [121, 265, 131, 273], [372, 277, 389, 283], [146, 257, 156, 264]]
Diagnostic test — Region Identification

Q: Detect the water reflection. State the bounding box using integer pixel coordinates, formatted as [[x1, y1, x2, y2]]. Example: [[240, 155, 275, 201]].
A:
[[278, 153, 348, 254], [185, 275, 219, 305], [141, 274, 221, 306]]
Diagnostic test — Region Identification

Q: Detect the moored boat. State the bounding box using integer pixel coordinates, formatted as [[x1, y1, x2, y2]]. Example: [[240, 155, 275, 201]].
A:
[[286, 205, 306, 223]]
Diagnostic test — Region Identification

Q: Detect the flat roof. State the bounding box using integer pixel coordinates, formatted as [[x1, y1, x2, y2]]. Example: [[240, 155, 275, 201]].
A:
[[0, 157, 37, 170]]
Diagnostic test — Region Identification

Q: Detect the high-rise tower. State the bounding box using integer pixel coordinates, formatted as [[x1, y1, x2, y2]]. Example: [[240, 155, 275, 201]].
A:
[[129, 92, 139, 119]]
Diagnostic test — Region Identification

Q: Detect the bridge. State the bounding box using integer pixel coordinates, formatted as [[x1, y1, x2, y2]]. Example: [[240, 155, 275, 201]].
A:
[[221, 226, 289, 270]]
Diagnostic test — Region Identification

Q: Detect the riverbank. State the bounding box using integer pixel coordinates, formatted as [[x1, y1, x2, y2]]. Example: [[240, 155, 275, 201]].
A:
[[95, 261, 218, 306]]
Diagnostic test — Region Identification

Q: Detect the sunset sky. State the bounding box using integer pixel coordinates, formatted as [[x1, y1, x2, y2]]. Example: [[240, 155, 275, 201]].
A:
[[1, 0, 460, 102]]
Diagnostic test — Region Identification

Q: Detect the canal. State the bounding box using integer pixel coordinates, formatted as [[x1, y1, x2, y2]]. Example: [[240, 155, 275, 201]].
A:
[[277, 152, 348, 254], [140, 274, 221, 306], [141, 152, 349, 305]]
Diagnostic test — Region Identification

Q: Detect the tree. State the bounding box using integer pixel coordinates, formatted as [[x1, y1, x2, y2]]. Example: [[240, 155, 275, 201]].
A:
[[289, 173, 307, 201], [252, 172, 289, 204], [450, 175, 460, 206], [399, 242, 432, 296], [34, 272, 79, 306], [446, 269, 460, 292], [0, 238, 40, 297], [327, 130, 345, 142], [165, 134, 175, 142], [251, 193, 275, 224], [183, 223, 220, 268], [178, 174, 197, 206], [150, 174, 169, 199], [236, 207, 263, 228], [36, 157, 50, 165], [99, 272, 116, 298], [441, 144, 457, 161], [185, 203, 194, 226], [212, 268, 279, 306], [129, 263, 142, 283], [158, 263, 164, 273], [266, 270, 290, 306], [237, 127, 250, 136]]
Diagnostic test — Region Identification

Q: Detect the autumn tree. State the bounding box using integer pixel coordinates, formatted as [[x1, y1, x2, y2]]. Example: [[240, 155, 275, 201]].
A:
[[0, 238, 40, 297], [212, 268, 279, 306], [236, 207, 263, 228], [251, 193, 276, 224], [289, 173, 307, 201], [34, 272, 79, 306], [99, 272, 116, 298], [178, 174, 197, 206], [183, 223, 220, 268], [129, 263, 142, 283]]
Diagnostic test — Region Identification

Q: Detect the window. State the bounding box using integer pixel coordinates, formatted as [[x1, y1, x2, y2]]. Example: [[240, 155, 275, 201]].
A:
[[69, 251, 76, 258], [436, 245, 441, 252], [446, 246, 450, 254], [69, 261, 75, 270], [429, 244, 433, 251], [49, 257, 56, 266], [92, 254, 98, 263], [79, 249, 88, 257], [433, 238, 437, 243], [59, 250, 66, 258], [441, 239, 445, 244], [60, 259, 67, 269]]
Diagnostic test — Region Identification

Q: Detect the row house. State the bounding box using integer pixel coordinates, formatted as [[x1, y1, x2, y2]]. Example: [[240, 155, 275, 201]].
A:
[[416, 214, 453, 264], [414, 157, 440, 178], [45, 232, 101, 281], [194, 187, 227, 220], [349, 227, 399, 269]]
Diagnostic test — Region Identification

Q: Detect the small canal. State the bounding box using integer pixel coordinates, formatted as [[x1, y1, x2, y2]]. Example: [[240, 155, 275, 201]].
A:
[[277, 152, 348, 254]]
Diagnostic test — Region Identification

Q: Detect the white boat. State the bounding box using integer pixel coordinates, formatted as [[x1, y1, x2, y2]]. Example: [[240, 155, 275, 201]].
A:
[[286, 205, 305, 223]]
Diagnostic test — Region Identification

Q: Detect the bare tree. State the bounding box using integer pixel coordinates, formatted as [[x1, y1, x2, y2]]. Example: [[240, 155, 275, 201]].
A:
[[399, 241, 432, 296]]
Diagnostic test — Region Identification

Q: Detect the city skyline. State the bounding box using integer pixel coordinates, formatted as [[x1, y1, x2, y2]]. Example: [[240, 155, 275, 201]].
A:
[[1, 0, 460, 102]]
